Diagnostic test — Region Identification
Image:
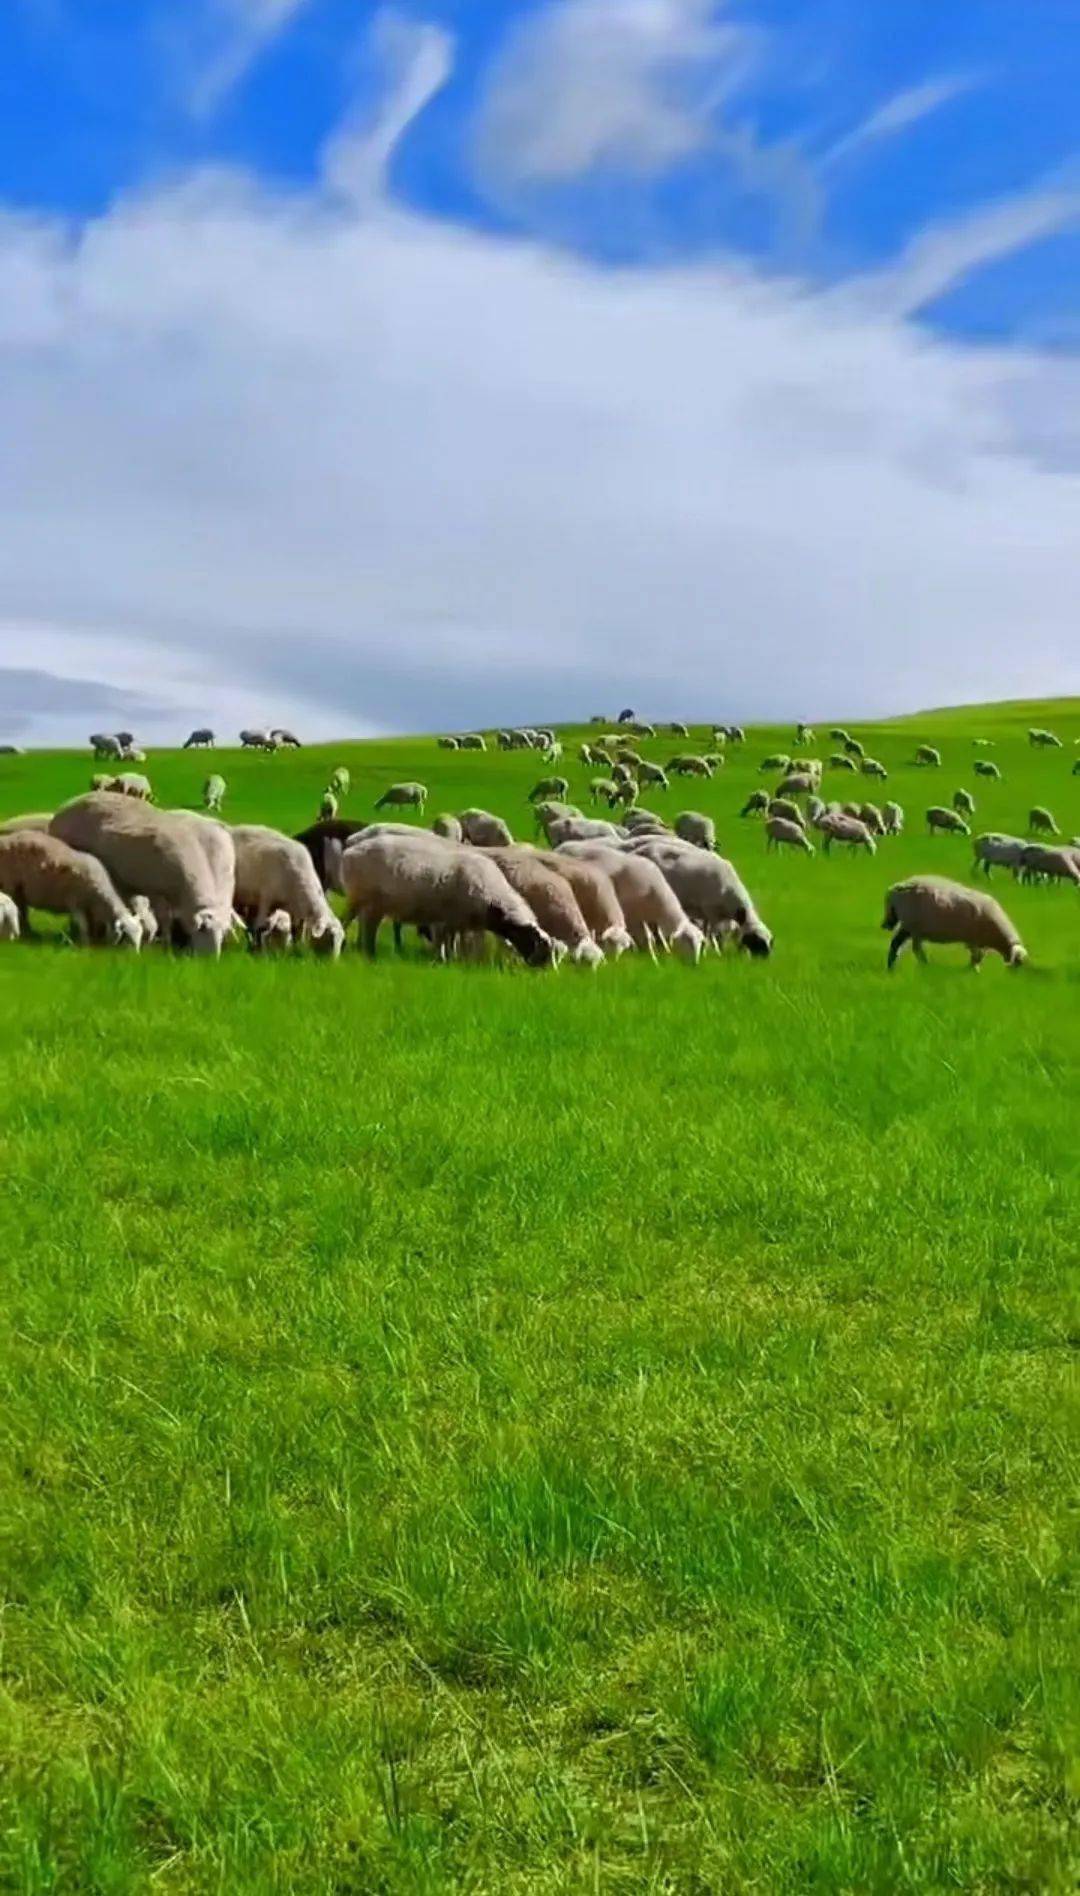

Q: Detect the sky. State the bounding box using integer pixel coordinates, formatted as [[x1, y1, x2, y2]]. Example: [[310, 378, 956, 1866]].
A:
[[1, 0, 1079, 744]]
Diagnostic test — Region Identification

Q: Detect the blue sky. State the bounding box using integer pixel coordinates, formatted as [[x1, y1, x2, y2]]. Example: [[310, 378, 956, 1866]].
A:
[[1, 0, 1078, 739]]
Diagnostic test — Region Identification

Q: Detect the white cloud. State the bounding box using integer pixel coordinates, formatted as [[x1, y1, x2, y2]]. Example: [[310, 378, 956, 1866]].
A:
[[0, 107, 1078, 742], [864, 183, 1080, 314], [190, 0, 309, 114], [324, 11, 453, 207], [824, 75, 978, 168]]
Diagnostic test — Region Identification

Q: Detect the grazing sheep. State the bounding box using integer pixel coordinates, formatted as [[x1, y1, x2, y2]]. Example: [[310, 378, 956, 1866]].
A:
[[767, 797, 803, 825], [0, 812, 53, 834], [294, 817, 369, 887], [0, 830, 142, 947], [844, 737, 865, 758], [319, 791, 339, 821], [480, 848, 603, 967], [1018, 844, 1080, 887], [111, 773, 152, 801], [590, 777, 619, 805], [674, 811, 715, 851], [727, 725, 746, 744], [858, 804, 886, 836], [0, 891, 20, 940], [231, 825, 344, 955], [183, 728, 215, 749], [915, 745, 942, 767], [818, 813, 876, 854], [669, 721, 689, 737], [638, 762, 669, 790], [458, 733, 487, 751], [532, 799, 577, 834], [51, 794, 233, 954], [203, 774, 226, 813], [328, 768, 350, 798], [129, 894, 158, 946], [796, 724, 815, 745], [375, 782, 427, 814], [271, 730, 302, 748], [554, 843, 704, 961], [776, 773, 813, 799], [972, 832, 1026, 878], [255, 908, 293, 952], [438, 735, 460, 750], [628, 721, 655, 739], [535, 851, 633, 957], [433, 813, 463, 842], [861, 758, 888, 780], [91, 773, 116, 792], [623, 840, 772, 957], [459, 808, 514, 847], [766, 816, 814, 855], [883, 801, 904, 835], [240, 728, 272, 750], [528, 776, 570, 803], [341, 833, 553, 965], [829, 753, 857, 773], [806, 795, 825, 824], [621, 808, 667, 832], [1029, 806, 1059, 835], [952, 788, 975, 817], [542, 739, 564, 763], [90, 733, 123, 760], [1028, 728, 1062, 749], [974, 759, 1002, 779], [883, 876, 1025, 970], [544, 815, 623, 847], [926, 806, 969, 836], [668, 754, 713, 777], [740, 790, 771, 817], [760, 753, 791, 773]]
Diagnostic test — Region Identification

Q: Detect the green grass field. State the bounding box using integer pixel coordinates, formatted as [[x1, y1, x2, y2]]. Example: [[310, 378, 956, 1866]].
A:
[[1, 701, 1079, 1891]]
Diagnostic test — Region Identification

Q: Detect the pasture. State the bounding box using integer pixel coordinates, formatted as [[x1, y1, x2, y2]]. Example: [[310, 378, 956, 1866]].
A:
[[1, 700, 1079, 1891]]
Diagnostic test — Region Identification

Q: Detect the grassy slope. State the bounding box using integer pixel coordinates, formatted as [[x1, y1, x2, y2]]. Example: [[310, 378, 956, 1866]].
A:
[[1, 709, 1079, 1892]]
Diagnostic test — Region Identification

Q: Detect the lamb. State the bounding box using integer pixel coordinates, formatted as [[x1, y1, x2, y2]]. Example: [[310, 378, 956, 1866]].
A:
[[0, 891, 19, 941], [952, 788, 975, 816], [459, 808, 514, 847], [1029, 806, 1059, 835], [533, 851, 633, 957], [480, 848, 603, 966], [231, 825, 344, 955], [528, 776, 570, 803], [818, 813, 876, 854], [972, 832, 1026, 878], [914, 745, 942, 767], [882, 801, 904, 835], [674, 811, 715, 850], [974, 759, 1002, 779], [622, 840, 772, 957], [203, 774, 226, 813], [183, 728, 215, 749], [766, 816, 814, 855], [554, 842, 704, 961], [927, 806, 969, 836], [1017, 844, 1080, 887], [129, 894, 159, 945], [256, 908, 293, 952], [432, 813, 463, 842], [375, 782, 427, 814], [0, 830, 142, 947], [50, 794, 233, 955], [883, 876, 1026, 970], [340, 833, 554, 965]]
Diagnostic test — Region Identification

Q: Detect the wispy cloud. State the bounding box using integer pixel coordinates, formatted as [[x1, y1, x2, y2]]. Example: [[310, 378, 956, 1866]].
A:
[[190, 0, 309, 115], [324, 11, 454, 206], [866, 182, 1080, 314], [825, 74, 980, 167]]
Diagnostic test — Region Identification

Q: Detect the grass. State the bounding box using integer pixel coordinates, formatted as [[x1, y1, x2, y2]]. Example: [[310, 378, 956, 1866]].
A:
[[1, 701, 1079, 1891]]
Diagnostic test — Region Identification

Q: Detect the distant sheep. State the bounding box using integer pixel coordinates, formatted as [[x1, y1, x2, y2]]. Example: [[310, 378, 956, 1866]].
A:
[[882, 801, 904, 835], [915, 745, 942, 767], [972, 832, 1027, 877], [829, 753, 857, 773], [438, 736, 460, 750], [776, 773, 813, 799], [1029, 806, 1059, 835], [766, 816, 814, 855], [974, 759, 1001, 779], [459, 733, 487, 751], [667, 754, 712, 777], [883, 876, 1025, 970], [818, 813, 876, 854], [952, 788, 975, 816], [759, 754, 790, 773], [1028, 728, 1062, 748], [183, 728, 215, 749], [926, 806, 969, 836], [328, 767, 350, 798], [674, 811, 715, 850], [740, 791, 770, 817], [90, 733, 122, 760], [203, 774, 226, 813], [459, 808, 514, 847], [767, 797, 803, 825], [528, 776, 570, 803], [861, 758, 888, 780], [375, 782, 427, 814]]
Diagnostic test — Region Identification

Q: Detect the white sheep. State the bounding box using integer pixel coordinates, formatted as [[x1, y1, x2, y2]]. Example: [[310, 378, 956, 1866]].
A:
[[626, 840, 773, 957], [203, 774, 226, 813], [432, 813, 463, 842], [883, 876, 1026, 970], [534, 850, 633, 957], [50, 794, 233, 955], [481, 848, 604, 966], [818, 813, 876, 854], [1017, 844, 1080, 887], [340, 833, 554, 965], [458, 808, 514, 847], [545, 815, 624, 847], [554, 842, 704, 961], [882, 801, 904, 835], [129, 894, 159, 946], [972, 832, 1027, 877], [0, 891, 20, 941], [231, 824, 344, 955], [114, 773, 153, 801], [0, 830, 141, 947], [766, 816, 814, 855], [674, 811, 715, 850], [926, 806, 970, 836], [256, 908, 293, 952]]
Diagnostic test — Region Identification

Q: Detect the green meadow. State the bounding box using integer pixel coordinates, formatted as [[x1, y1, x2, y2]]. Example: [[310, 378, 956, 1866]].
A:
[[1, 700, 1078, 1891]]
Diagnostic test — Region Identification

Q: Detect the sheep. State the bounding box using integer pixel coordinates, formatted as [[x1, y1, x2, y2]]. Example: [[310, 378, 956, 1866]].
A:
[[952, 788, 975, 816], [927, 806, 970, 836], [120, 746, 147, 763], [231, 825, 345, 956], [91, 773, 116, 792], [844, 737, 865, 758], [459, 733, 487, 751], [829, 729, 850, 744], [617, 708, 636, 723], [740, 791, 770, 817], [0, 891, 19, 941], [615, 748, 645, 770], [610, 781, 638, 809], [1018, 844, 1080, 887], [294, 817, 369, 887], [129, 894, 159, 946], [882, 801, 904, 835], [829, 753, 857, 773], [50, 794, 233, 955], [796, 724, 815, 745], [914, 744, 942, 767], [702, 752, 726, 771], [883, 876, 1026, 970], [674, 811, 715, 851], [203, 774, 226, 813], [629, 721, 655, 739], [1072, 760, 1080, 777], [0, 812, 53, 834], [972, 832, 1027, 878], [375, 782, 427, 815], [622, 808, 668, 833], [479, 849, 603, 967], [861, 758, 888, 780], [766, 816, 814, 855], [528, 776, 570, 803], [638, 762, 669, 790], [974, 759, 1002, 779], [543, 739, 564, 764], [840, 801, 863, 819], [590, 777, 619, 805], [727, 725, 746, 744], [113, 773, 153, 801], [0, 830, 142, 947], [328, 767, 350, 798], [776, 773, 813, 799], [183, 728, 215, 749], [433, 813, 463, 842], [341, 833, 554, 965], [534, 851, 633, 957], [1028, 728, 1062, 749], [759, 754, 791, 773], [438, 736, 460, 750], [240, 728, 272, 750], [554, 843, 704, 961], [255, 908, 293, 952], [90, 733, 122, 759], [623, 840, 772, 957], [818, 813, 876, 854], [767, 797, 803, 825], [1029, 806, 1059, 835], [320, 790, 339, 821], [532, 799, 577, 834], [858, 804, 886, 836], [669, 721, 689, 737], [545, 815, 624, 847], [459, 808, 514, 847], [271, 730, 302, 748], [667, 754, 712, 777]]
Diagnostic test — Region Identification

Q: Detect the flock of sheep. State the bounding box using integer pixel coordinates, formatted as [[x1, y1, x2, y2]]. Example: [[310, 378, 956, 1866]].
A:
[[0, 716, 1074, 973]]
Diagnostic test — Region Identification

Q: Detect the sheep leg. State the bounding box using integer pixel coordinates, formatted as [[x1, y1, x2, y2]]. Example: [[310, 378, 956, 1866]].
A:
[[969, 948, 984, 972], [392, 921, 405, 955], [361, 913, 381, 958], [887, 927, 911, 969]]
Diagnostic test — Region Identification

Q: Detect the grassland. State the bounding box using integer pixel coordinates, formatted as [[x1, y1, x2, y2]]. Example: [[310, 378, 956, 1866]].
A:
[[1, 700, 1078, 1892]]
